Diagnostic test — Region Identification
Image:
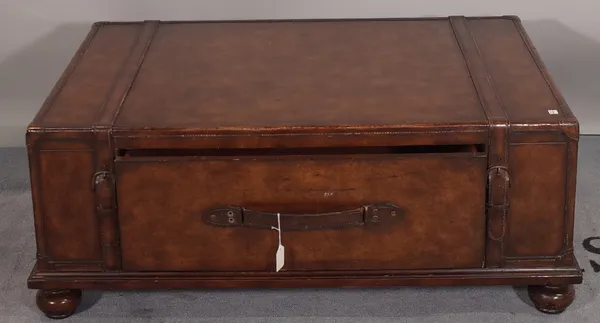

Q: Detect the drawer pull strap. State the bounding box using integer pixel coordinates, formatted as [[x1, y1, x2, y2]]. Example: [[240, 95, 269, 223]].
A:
[[202, 203, 403, 231]]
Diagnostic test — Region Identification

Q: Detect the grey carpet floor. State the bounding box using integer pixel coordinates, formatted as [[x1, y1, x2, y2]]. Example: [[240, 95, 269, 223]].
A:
[[1, 137, 599, 323]]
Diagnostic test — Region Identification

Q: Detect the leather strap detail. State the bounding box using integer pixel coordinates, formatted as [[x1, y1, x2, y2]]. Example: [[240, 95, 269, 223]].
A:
[[92, 21, 159, 271], [450, 16, 510, 268], [203, 203, 404, 231]]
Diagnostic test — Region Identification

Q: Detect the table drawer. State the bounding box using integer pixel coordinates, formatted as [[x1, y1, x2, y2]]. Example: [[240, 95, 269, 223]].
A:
[[114, 145, 487, 272]]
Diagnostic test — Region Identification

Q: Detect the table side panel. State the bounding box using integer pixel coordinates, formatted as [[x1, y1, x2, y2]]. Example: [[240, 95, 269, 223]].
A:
[[27, 137, 103, 271], [502, 130, 578, 268]]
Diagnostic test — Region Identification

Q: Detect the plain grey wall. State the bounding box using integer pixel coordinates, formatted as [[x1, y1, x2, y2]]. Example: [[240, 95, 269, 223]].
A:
[[1, 0, 599, 147]]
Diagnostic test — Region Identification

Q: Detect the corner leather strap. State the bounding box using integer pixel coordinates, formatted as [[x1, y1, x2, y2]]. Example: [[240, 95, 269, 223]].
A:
[[451, 16, 510, 267]]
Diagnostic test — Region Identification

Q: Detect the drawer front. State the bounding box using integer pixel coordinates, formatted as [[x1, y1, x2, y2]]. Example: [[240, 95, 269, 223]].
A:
[[115, 150, 487, 272]]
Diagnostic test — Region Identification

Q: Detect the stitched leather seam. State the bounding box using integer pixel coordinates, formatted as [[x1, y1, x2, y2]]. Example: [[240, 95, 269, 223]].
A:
[[112, 130, 487, 139]]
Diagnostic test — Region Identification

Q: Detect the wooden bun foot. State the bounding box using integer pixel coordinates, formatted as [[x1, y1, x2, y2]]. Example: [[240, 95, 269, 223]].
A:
[[36, 289, 82, 319], [527, 285, 575, 314]]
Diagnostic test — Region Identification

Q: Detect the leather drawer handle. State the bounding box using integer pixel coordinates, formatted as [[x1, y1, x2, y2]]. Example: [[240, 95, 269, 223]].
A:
[[202, 203, 403, 231]]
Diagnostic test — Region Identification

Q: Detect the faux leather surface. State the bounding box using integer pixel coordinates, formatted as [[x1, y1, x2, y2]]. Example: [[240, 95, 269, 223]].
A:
[[30, 24, 143, 128], [28, 16, 577, 135], [114, 153, 487, 271], [116, 19, 485, 128]]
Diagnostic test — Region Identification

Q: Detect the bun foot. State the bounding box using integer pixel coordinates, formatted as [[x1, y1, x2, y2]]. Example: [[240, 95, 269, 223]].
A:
[[36, 289, 82, 319], [527, 285, 575, 314]]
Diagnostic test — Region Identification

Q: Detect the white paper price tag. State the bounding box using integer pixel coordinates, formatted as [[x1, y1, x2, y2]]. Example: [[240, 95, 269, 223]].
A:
[[275, 244, 285, 272], [271, 213, 285, 272]]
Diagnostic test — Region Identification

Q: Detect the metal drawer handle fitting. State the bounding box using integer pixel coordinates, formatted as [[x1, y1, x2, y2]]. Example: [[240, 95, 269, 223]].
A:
[[202, 203, 404, 231]]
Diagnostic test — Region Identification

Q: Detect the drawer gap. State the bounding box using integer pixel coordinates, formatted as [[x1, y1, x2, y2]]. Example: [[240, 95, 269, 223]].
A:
[[117, 144, 485, 158]]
